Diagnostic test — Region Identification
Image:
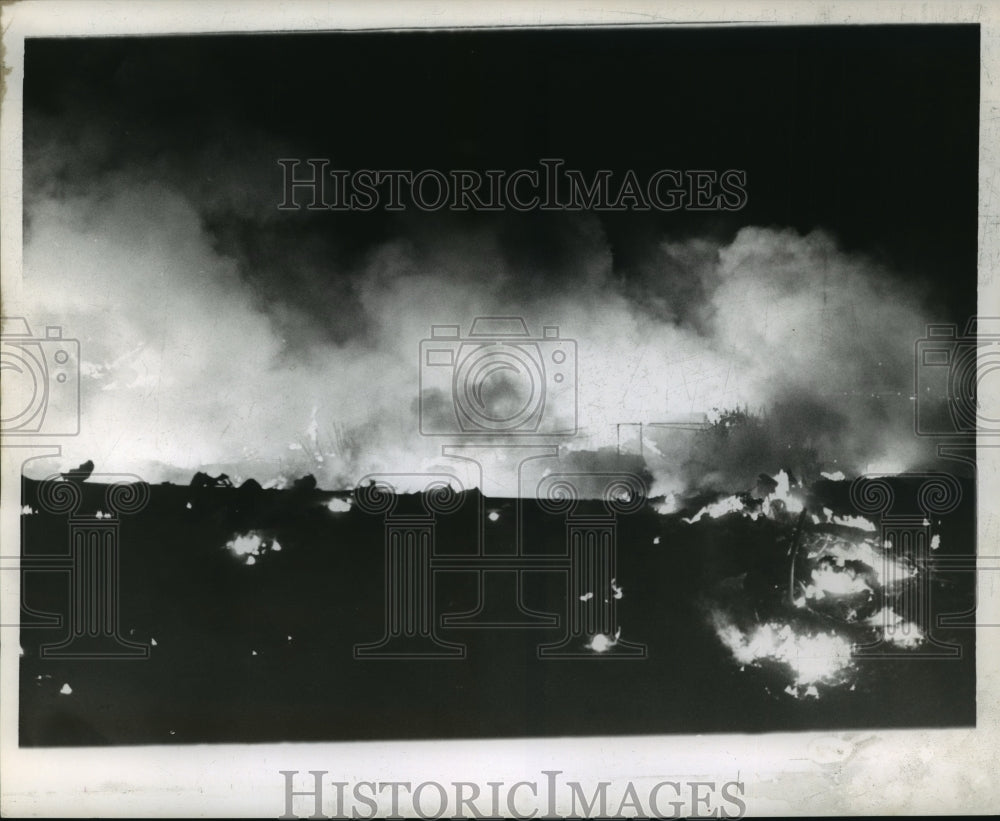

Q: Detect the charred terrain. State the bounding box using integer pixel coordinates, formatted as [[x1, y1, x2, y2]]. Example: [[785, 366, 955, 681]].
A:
[[18, 471, 976, 746]]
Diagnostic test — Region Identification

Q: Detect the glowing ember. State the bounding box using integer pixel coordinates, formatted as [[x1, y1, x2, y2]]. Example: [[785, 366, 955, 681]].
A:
[[326, 497, 352, 513], [579, 591, 594, 601], [487, 511, 500, 522], [227, 533, 264, 556], [224, 531, 280, 563], [587, 627, 622, 653], [784, 684, 820, 699], [611, 578, 624, 600]]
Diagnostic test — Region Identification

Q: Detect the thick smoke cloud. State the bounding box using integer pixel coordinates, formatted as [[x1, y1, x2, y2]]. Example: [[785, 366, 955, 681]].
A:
[[21, 152, 933, 495]]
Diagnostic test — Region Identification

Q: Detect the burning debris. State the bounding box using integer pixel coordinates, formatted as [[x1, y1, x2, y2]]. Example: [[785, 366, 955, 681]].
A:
[[325, 497, 352, 513], [587, 627, 622, 654], [683, 470, 806, 524], [653, 494, 679, 515], [683, 494, 750, 523], [804, 533, 916, 590], [824, 512, 877, 532], [699, 472, 940, 698], [804, 557, 874, 601], [866, 607, 925, 648], [712, 612, 855, 687], [224, 530, 282, 564]]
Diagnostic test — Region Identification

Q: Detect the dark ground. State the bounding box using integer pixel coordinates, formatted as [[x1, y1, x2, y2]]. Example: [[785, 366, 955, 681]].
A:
[[18, 474, 976, 746]]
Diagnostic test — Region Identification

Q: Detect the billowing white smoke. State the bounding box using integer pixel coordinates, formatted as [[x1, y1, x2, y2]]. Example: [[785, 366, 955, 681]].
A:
[[19, 169, 932, 493]]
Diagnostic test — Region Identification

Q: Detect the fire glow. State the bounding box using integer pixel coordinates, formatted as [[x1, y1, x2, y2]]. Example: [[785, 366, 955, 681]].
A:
[[683, 469, 805, 524], [712, 614, 855, 686], [224, 530, 282, 564], [696, 471, 938, 698]]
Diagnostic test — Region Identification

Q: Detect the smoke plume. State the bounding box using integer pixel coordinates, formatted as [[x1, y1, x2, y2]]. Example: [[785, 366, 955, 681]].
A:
[[20, 122, 934, 495]]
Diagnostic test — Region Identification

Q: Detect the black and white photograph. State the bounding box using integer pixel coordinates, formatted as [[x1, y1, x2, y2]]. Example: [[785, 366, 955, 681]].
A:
[[1, 1, 998, 817]]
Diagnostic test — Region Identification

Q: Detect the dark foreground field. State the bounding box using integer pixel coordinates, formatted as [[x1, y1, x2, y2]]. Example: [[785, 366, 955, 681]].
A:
[[18, 474, 976, 746]]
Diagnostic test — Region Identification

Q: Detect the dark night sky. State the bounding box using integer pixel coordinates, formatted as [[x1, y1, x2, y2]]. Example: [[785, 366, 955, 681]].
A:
[[25, 25, 979, 318]]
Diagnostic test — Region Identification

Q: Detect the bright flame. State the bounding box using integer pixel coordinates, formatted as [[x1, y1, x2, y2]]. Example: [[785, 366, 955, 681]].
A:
[[326, 497, 352, 513], [224, 530, 281, 563], [683, 469, 807, 523], [806, 534, 916, 588], [684, 494, 752, 523], [712, 613, 855, 686], [805, 565, 873, 601], [866, 606, 925, 648], [653, 494, 679, 515], [830, 513, 877, 532], [768, 470, 804, 515], [587, 627, 622, 653]]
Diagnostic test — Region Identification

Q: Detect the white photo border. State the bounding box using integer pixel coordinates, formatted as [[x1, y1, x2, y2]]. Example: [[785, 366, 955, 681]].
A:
[[1, 1, 997, 816]]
